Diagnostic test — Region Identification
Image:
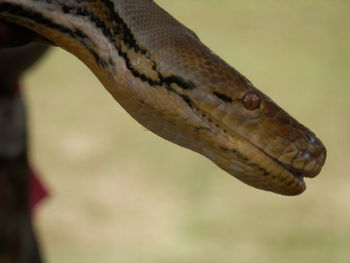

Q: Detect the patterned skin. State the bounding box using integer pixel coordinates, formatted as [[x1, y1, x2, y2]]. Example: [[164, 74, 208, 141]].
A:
[[0, 0, 326, 195]]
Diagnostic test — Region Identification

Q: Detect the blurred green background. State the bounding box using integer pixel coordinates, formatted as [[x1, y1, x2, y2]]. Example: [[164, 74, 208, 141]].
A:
[[23, 0, 349, 262]]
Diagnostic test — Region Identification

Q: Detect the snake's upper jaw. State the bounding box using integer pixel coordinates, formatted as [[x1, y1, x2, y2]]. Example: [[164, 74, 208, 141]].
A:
[[280, 149, 326, 180]]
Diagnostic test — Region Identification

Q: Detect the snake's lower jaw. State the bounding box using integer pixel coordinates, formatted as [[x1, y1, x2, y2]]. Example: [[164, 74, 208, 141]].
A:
[[206, 128, 326, 196]]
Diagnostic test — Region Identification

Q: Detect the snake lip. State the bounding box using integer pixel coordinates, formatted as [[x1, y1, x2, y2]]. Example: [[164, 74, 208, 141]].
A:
[[264, 153, 306, 181], [278, 148, 326, 180], [280, 163, 305, 178], [271, 147, 326, 181], [278, 161, 315, 181]]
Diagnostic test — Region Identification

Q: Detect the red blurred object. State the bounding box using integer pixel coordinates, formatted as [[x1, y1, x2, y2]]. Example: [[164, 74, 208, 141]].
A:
[[29, 168, 48, 214], [15, 84, 48, 214]]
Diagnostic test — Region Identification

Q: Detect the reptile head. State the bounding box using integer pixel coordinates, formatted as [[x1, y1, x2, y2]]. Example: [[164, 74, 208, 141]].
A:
[[207, 80, 327, 195], [174, 45, 327, 195], [158, 39, 327, 195]]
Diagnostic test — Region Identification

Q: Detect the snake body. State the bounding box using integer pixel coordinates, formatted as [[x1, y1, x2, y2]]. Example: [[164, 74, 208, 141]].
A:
[[0, 0, 326, 195]]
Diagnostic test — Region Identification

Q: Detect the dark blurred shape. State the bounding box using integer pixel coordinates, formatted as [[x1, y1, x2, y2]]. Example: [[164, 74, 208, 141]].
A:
[[0, 22, 49, 263], [0, 22, 37, 49]]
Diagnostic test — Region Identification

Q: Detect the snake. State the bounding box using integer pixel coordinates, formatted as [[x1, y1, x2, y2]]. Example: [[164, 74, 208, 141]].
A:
[[0, 0, 326, 195]]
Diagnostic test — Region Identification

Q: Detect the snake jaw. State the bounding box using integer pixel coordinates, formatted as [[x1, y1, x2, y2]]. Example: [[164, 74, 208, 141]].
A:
[[252, 133, 326, 194]]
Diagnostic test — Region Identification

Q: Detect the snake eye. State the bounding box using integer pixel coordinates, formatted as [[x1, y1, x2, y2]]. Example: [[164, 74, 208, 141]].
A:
[[242, 91, 261, 110]]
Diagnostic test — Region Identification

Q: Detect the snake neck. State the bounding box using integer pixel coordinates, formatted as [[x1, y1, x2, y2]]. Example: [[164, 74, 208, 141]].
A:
[[0, 1, 127, 86], [0, 1, 195, 93]]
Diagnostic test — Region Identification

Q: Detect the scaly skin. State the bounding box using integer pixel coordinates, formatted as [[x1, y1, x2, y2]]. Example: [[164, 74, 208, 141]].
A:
[[0, 0, 326, 195]]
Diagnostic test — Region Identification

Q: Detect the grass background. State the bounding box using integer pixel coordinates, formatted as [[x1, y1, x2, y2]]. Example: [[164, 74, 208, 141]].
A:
[[23, 0, 349, 262]]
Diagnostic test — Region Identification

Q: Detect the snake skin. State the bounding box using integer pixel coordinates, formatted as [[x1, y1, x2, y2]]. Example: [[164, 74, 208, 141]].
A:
[[0, 0, 326, 195]]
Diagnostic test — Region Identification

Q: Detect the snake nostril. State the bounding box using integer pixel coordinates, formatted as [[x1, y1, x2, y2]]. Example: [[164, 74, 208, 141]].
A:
[[305, 133, 317, 144], [302, 152, 311, 162], [305, 134, 326, 155]]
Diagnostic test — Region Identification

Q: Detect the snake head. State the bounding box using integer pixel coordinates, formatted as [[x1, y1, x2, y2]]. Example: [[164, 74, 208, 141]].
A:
[[235, 84, 327, 193], [182, 57, 327, 195], [256, 94, 327, 179], [160, 38, 327, 195], [189, 81, 326, 195]]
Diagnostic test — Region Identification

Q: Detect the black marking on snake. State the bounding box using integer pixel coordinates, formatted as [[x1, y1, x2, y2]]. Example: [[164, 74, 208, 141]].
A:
[[195, 126, 211, 132], [0, 2, 196, 107], [213, 92, 232, 103], [279, 176, 288, 182], [74, 29, 87, 39], [62, 5, 108, 40], [164, 76, 195, 90], [50, 1, 196, 101], [219, 147, 289, 180], [61, 5, 72, 14], [219, 147, 230, 152], [259, 167, 270, 176], [59, 1, 198, 102], [76, 8, 89, 17], [78, 1, 198, 96], [61, 1, 145, 54], [99, 0, 147, 54], [286, 180, 294, 186], [219, 147, 249, 162], [179, 95, 192, 107], [63, 3, 196, 92], [0, 3, 109, 68]]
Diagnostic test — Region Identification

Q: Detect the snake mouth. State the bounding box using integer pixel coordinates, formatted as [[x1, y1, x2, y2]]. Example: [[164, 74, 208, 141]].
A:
[[276, 146, 326, 178], [269, 146, 326, 187], [277, 161, 306, 182], [285, 165, 305, 177], [227, 132, 326, 195], [261, 150, 307, 186], [279, 162, 310, 179]]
